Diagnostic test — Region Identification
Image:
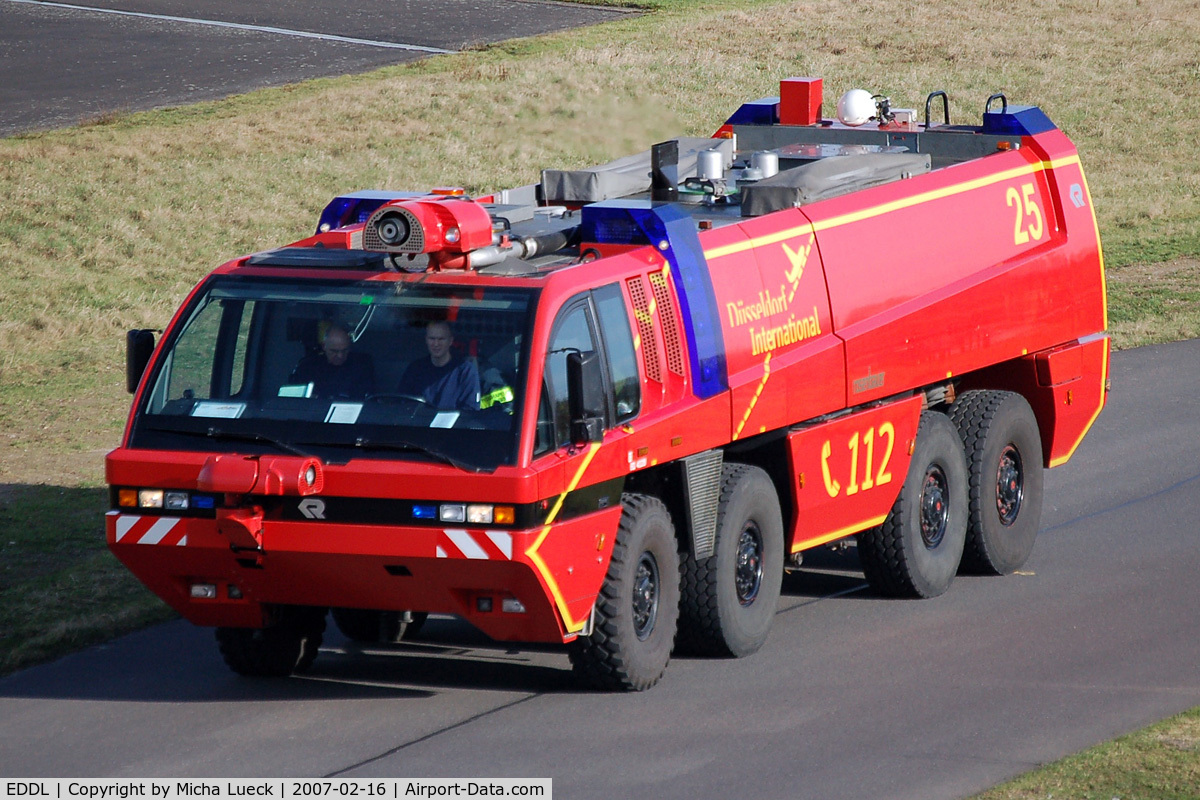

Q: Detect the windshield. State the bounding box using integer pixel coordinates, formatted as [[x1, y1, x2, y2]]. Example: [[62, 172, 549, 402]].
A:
[[130, 276, 536, 471]]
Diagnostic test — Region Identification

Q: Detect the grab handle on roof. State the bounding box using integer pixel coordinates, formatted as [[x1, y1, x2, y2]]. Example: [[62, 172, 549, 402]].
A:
[[924, 90, 950, 127]]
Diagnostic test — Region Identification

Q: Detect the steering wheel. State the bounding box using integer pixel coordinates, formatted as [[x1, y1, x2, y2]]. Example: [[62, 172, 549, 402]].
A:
[[365, 393, 430, 407]]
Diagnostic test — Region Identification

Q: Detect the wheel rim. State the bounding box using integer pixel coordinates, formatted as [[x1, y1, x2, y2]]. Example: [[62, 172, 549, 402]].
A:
[[735, 522, 765, 606], [996, 444, 1024, 526], [632, 551, 660, 641], [920, 464, 950, 549]]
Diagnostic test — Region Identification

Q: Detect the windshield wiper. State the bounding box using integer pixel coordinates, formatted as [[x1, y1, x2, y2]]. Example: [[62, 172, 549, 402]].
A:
[[206, 428, 316, 458], [143, 424, 489, 472], [352, 437, 489, 473], [144, 424, 313, 459]]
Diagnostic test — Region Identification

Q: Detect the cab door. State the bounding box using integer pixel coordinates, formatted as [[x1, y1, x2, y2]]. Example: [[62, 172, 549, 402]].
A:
[[526, 284, 639, 634]]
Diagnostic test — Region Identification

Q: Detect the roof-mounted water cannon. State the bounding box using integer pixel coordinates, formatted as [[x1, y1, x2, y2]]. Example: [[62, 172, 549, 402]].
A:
[[362, 196, 579, 271], [362, 197, 495, 270]]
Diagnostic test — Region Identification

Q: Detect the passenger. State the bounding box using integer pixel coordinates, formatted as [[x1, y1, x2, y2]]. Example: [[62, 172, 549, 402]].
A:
[[398, 320, 481, 411], [289, 323, 375, 399]]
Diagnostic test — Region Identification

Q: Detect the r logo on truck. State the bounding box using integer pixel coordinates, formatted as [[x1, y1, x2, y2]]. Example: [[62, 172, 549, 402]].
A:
[[298, 499, 326, 520]]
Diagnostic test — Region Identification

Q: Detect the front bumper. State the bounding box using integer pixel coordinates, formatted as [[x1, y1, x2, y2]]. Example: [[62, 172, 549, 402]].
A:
[[106, 505, 620, 643]]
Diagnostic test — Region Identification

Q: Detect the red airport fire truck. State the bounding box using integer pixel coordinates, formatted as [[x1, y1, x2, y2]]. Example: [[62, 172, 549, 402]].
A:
[[108, 78, 1108, 690]]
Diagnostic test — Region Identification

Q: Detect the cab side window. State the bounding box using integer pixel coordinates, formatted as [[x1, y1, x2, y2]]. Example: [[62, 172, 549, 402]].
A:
[[541, 303, 596, 450], [593, 284, 639, 422], [534, 284, 641, 456]]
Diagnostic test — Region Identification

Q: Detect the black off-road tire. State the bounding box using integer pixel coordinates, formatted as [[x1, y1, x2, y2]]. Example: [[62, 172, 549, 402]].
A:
[[331, 608, 410, 643], [857, 411, 968, 598], [949, 390, 1044, 575], [568, 494, 681, 691], [677, 463, 784, 658], [216, 606, 326, 677]]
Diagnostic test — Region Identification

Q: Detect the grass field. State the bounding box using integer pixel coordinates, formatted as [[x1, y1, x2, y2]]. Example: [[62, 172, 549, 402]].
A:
[[976, 707, 1200, 800], [0, 0, 1198, 790]]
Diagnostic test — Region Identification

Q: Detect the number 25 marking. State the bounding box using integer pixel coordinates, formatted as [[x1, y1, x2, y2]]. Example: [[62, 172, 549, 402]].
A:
[[1007, 182, 1044, 245]]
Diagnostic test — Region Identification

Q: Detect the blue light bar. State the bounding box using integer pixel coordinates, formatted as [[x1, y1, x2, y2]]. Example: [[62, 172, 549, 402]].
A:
[[981, 105, 1057, 136], [316, 190, 425, 234], [724, 97, 779, 126], [580, 201, 728, 399], [192, 494, 215, 510], [580, 203, 647, 246]]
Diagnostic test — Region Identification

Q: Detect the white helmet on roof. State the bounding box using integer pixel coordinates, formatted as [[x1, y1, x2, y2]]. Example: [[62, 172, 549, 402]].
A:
[[836, 89, 875, 126]]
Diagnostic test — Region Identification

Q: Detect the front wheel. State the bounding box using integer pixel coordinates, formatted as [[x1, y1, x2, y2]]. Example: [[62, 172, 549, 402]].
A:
[[216, 606, 326, 677], [858, 411, 968, 598], [568, 494, 681, 691]]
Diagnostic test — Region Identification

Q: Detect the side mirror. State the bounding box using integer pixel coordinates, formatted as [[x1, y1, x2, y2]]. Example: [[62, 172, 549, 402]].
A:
[[126, 329, 156, 394], [567, 350, 605, 445]]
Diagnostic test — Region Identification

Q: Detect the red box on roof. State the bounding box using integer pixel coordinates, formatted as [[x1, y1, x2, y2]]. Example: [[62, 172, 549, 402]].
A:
[[780, 76, 822, 125]]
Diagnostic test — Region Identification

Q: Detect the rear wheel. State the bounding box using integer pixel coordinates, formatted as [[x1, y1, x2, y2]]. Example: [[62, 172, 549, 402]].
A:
[[568, 494, 681, 691], [678, 463, 784, 657], [949, 390, 1044, 575], [858, 411, 968, 598], [216, 606, 326, 677]]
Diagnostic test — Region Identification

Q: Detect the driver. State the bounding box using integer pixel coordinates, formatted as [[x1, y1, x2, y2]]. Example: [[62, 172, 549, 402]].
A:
[[289, 323, 375, 399], [398, 320, 480, 411]]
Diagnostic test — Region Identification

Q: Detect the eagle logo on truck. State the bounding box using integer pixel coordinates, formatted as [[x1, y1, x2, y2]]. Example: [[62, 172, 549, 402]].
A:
[[781, 238, 811, 302], [723, 235, 824, 358]]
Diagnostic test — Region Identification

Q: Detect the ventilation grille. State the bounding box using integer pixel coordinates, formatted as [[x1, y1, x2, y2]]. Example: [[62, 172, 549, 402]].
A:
[[682, 449, 724, 560], [627, 276, 661, 383], [649, 270, 685, 375]]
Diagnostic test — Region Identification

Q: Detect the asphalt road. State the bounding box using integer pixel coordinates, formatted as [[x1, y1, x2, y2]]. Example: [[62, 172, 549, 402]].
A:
[[0, 0, 632, 136], [2, 339, 1198, 797]]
